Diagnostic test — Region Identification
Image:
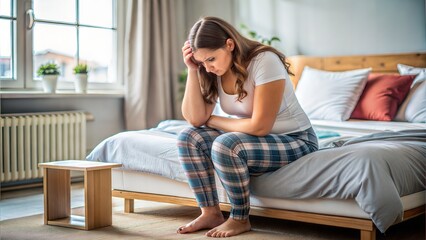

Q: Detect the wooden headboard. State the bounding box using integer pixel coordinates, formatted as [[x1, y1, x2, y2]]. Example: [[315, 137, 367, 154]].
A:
[[287, 52, 426, 88]]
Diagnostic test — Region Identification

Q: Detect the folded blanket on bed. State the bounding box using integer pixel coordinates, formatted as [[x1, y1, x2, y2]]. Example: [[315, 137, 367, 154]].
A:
[[313, 128, 341, 139], [250, 129, 426, 233]]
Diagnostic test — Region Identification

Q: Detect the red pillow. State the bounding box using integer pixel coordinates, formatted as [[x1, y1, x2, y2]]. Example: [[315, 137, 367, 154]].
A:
[[350, 73, 415, 121]]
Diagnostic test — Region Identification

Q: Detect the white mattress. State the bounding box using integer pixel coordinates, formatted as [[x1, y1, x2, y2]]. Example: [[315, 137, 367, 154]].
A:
[[312, 119, 426, 137], [112, 169, 425, 220]]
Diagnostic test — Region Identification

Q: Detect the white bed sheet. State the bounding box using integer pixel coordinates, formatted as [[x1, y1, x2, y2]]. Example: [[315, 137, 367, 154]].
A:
[[312, 119, 426, 137]]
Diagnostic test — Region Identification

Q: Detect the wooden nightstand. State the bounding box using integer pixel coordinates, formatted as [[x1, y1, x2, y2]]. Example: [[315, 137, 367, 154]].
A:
[[38, 160, 122, 230]]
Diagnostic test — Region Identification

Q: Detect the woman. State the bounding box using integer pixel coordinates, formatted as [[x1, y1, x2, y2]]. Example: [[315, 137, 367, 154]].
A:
[[177, 16, 318, 238]]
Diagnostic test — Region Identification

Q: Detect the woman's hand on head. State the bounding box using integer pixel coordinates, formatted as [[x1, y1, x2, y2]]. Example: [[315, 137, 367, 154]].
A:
[[182, 41, 199, 71]]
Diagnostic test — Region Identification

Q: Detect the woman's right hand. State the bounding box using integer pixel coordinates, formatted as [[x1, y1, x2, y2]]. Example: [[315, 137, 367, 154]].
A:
[[182, 41, 199, 71]]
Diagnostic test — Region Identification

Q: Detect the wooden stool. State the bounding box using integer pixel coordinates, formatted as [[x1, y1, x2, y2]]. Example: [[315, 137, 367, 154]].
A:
[[39, 160, 122, 230]]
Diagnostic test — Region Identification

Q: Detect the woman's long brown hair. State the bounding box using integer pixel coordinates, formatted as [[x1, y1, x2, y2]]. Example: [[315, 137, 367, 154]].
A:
[[188, 16, 293, 104]]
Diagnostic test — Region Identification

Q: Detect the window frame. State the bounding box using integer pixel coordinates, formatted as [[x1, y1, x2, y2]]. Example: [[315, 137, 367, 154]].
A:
[[1, 0, 123, 91], [0, 0, 24, 89]]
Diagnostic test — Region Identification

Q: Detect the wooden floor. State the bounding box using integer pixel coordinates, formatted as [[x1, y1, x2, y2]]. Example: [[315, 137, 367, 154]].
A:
[[1, 182, 424, 240], [1, 182, 83, 221]]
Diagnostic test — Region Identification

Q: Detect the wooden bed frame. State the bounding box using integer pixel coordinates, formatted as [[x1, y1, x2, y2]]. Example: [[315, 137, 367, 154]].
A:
[[112, 52, 426, 240], [288, 52, 426, 87], [113, 190, 424, 240]]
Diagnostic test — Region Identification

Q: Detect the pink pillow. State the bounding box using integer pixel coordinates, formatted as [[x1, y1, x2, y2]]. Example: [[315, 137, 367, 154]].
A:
[[351, 73, 415, 121]]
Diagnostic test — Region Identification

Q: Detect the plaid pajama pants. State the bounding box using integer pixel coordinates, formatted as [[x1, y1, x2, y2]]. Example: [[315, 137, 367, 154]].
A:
[[177, 126, 318, 220]]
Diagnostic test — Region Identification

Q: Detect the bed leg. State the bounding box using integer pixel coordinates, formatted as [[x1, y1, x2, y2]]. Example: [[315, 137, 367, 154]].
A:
[[124, 198, 134, 213], [360, 227, 376, 240]]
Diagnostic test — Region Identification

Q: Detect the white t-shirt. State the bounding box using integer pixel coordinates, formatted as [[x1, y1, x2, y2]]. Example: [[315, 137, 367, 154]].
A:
[[217, 51, 312, 134]]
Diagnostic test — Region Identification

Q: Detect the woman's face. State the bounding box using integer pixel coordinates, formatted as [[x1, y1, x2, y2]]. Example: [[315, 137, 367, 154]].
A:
[[192, 39, 234, 77]]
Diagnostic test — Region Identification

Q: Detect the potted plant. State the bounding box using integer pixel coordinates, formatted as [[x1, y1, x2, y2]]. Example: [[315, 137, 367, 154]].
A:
[[73, 63, 89, 93], [240, 24, 281, 46], [37, 63, 60, 93]]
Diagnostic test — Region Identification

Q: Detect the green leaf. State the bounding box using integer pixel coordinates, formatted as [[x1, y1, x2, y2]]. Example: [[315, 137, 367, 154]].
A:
[[73, 63, 89, 74], [37, 63, 60, 76], [248, 31, 257, 38], [240, 23, 248, 30], [270, 36, 281, 42]]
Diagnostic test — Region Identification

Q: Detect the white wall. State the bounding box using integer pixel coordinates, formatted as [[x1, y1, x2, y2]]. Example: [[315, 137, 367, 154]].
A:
[[184, 0, 237, 38], [236, 0, 426, 56]]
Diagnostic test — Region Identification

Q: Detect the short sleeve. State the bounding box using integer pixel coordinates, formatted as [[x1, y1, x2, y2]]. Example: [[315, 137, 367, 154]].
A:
[[249, 51, 288, 86]]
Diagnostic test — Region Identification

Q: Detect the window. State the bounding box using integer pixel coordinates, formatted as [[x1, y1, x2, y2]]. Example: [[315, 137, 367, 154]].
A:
[[0, 0, 17, 82], [0, 0, 122, 91]]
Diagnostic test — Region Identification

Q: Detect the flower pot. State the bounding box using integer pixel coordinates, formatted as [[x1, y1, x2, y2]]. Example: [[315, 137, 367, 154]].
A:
[[75, 74, 88, 93], [42, 75, 58, 93]]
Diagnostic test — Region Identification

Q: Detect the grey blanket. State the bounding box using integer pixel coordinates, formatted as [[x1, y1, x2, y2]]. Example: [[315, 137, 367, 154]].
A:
[[250, 129, 426, 233]]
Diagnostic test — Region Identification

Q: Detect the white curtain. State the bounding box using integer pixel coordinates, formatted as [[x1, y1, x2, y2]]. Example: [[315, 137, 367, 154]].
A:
[[124, 0, 185, 130]]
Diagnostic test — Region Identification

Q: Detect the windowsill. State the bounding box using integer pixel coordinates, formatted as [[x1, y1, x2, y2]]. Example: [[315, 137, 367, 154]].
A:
[[0, 89, 125, 99]]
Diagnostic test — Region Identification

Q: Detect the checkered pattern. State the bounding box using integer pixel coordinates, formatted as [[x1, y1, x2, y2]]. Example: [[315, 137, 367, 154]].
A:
[[177, 127, 318, 220]]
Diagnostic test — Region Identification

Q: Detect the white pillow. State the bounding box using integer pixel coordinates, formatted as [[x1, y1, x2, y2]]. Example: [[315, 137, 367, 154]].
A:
[[397, 63, 426, 86], [394, 64, 426, 123], [295, 66, 371, 121]]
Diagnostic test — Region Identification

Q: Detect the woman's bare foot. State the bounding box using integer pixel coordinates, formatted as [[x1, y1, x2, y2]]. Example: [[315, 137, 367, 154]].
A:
[[206, 218, 251, 237], [177, 206, 225, 234]]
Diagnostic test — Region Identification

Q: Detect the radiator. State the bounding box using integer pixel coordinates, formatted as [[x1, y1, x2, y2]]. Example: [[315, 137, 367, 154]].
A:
[[1, 111, 87, 183]]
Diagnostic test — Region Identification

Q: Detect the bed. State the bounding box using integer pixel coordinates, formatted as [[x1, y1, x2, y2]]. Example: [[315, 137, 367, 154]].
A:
[[87, 52, 426, 240]]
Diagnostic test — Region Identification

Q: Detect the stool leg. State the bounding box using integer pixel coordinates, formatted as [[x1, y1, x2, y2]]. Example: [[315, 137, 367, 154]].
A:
[[85, 169, 112, 230], [44, 168, 70, 224]]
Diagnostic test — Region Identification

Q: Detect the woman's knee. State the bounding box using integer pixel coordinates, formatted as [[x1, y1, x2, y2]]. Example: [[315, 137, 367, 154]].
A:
[[177, 127, 202, 144], [212, 133, 245, 157]]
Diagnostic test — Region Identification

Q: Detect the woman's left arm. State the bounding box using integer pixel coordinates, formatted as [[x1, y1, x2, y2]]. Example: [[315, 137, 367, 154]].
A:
[[206, 79, 284, 136]]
